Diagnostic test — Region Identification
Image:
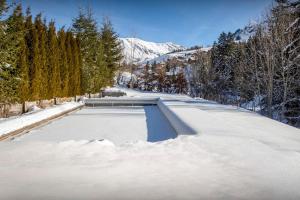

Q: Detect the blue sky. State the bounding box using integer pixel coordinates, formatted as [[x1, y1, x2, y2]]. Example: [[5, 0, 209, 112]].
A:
[[11, 0, 273, 47]]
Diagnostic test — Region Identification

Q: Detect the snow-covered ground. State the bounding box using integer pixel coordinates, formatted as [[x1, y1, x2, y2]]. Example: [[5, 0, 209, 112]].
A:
[[0, 102, 83, 138], [0, 88, 300, 200]]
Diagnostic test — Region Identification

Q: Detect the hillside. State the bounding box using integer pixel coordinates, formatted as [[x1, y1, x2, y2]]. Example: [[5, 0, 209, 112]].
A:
[[119, 37, 185, 63]]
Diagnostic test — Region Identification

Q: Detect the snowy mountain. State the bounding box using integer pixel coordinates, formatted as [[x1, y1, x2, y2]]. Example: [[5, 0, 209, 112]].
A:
[[233, 21, 259, 42], [119, 37, 185, 64], [144, 47, 211, 64]]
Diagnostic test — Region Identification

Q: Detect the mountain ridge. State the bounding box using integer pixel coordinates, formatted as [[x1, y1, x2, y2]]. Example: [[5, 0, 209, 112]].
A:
[[119, 37, 185, 64]]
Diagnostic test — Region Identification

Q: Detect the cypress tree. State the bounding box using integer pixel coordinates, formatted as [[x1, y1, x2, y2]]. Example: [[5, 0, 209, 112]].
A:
[[71, 37, 82, 95], [35, 14, 48, 99], [47, 21, 61, 98], [13, 5, 30, 111], [65, 31, 74, 96], [24, 8, 35, 100], [28, 14, 43, 100], [58, 28, 69, 97]]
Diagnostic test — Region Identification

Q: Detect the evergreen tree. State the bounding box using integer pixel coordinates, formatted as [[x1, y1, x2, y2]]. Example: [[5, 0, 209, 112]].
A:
[[211, 32, 239, 102], [71, 37, 82, 96], [0, 1, 20, 104], [57, 28, 69, 97], [24, 8, 35, 100], [65, 31, 74, 96], [100, 17, 123, 84], [12, 5, 30, 111], [35, 14, 48, 99], [94, 40, 107, 92], [72, 8, 106, 94], [47, 21, 61, 98]]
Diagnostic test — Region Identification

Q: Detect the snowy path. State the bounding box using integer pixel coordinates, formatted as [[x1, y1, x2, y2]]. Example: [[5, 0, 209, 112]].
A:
[[0, 88, 300, 200], [0, 102, 83, 138]]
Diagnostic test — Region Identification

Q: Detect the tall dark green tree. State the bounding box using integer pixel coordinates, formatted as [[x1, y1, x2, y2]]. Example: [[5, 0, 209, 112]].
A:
[[65, 31, 75, 96], [12, 5, 30, 111], [72, 8, 106, 94], [27, 14, 42, 100], [100, 17, 123, 84], [0, 2, 21, 105], [35, 14, 48, 99], [211, 32, 239, 102], [47, 21, 61, 98], [57, 28, 69, 97], [71, 37, 82, 95]]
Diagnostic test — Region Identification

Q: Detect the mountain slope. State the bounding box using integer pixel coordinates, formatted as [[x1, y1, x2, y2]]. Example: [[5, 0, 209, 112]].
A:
[[233, 21, 259, 42], [144, 47, 211, 64], [119, 37, 185, 63]]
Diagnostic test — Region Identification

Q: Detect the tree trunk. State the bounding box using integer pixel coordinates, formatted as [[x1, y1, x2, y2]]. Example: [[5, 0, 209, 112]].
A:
[[22, 101, 26, 114]]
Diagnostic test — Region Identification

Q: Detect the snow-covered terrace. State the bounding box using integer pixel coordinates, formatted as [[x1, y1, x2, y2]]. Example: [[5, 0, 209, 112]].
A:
[[0, 87, 300, 200]]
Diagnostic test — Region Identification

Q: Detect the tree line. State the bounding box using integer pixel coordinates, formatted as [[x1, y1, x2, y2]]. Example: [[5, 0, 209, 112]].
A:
[[191, 0, 299, 127], [121, 60, 187, 94], [0, 1, 122, 112]]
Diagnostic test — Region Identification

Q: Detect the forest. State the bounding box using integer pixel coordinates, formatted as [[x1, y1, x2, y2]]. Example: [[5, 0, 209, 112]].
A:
[[192, 0, 299, 127], [0, 0, 122, 113]]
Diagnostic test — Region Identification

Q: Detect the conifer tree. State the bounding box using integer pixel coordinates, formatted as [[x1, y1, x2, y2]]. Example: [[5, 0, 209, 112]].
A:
[[12, 5, 30, 111], [18, 32, 30, 106], [35, 14, 48, 99], [57, 28, 69, 97], [72, 8, 104, 94], [94, 41, 107, 91], [100, 17, 123, 84], [28, 14, 42, 100], [47, 21, 61, 98], [0, 1, 20, 104], [71, 37, 82, 95], [24, 8, 35, 100], [66, 31, 75, 96]]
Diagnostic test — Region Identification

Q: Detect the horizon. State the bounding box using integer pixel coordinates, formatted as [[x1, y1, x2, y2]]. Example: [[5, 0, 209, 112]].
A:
[[10, 0, 273, 47]]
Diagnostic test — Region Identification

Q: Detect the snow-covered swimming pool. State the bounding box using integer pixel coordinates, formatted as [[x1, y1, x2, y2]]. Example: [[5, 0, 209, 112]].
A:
[[16, 106, 177, 144]]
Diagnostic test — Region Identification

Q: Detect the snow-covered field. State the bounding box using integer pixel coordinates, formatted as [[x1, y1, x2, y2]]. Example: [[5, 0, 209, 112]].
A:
[[0, 88, 300, 200]]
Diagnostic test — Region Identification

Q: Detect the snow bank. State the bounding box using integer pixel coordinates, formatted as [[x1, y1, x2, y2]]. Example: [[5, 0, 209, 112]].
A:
[[0, 102, 83, 138]]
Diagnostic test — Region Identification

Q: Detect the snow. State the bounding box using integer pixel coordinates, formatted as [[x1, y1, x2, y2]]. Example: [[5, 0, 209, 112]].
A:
[[16, 106, 176, 144], [0, 88, 300, 200], [234, 21, 258, 42], [142, 48, 211, 64], [116, 71, 137, 86], [119, 37, 184, 63], [0, 102, 83, 137]]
